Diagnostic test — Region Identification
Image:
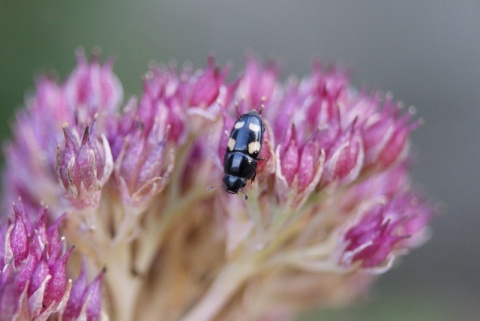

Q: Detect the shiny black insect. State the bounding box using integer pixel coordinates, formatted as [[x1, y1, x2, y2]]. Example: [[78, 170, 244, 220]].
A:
[[223, 110, 265, 199]]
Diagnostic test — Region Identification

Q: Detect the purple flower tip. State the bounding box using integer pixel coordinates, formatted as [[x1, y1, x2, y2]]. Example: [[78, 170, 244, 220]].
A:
[[322, 119, 364, 185], [10, 207, 29, 266], [0, 204, 73, 320], [56, 122, 113, 209], [278, 125, 300, 186], [62, 266, 105, 321], [44, 246, 74, 307], [66, 50, 123, 121], [341, 191, 432, 270]]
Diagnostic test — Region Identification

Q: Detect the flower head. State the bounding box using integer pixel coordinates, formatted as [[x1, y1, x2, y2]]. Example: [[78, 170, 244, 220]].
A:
[[61, 263, 105, 321], [1, 53, 434, 321], [56, 122, 113, 209], [0, 204, 72, 320], [340, 193, 432, 271]]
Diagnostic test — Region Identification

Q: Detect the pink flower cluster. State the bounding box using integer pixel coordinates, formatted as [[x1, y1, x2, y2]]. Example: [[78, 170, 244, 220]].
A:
[[0, 204, 102, 321], [0, 52, 433, 321]]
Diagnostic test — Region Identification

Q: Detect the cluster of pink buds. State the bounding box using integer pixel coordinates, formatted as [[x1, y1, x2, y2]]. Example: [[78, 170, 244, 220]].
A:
[[0, 203, 103, 321], [1, 52, 434, 321]]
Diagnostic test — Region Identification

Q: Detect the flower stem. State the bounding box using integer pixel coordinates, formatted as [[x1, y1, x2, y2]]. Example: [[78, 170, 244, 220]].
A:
[[180, 259, 257, 321], [105, 240, 142, 321], [134, 185, 210, 275]]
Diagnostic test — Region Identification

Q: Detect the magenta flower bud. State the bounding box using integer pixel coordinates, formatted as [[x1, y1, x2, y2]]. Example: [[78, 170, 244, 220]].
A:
[[16, 246, 38, 295], [276, 126, 325, 187], [296, 134, 324, 192], [238, 56, 279, 108], [164, 101, 187, 144], [215, 113, 235, 165], [362, 100, 416, 168], [34, 209, 48, 248], [275, 125, 325, 207], [29, 76, 71, 127], [44, 246, 73, 307], [112, 108, 174, 208], [62, 264, 105, 321], [84, 271, 104, 321], [0, 266, 20, 321], [56, 123, 113, 209], [277, 125, 299, 186], [3, 53, 122, 218], [322, 119, 364, 185], [28, 260, 50, 297], [189, 56, 229, 107], [0, 204, 73, 320], [65, 51, 123, 123], [340, 193, 431, 270], [386, 194, 433, 247], [135, 65, 195, 146], [307, 101, 341, 149], [0, 224, 6, 270], [9, 208, 29, 266], [311, 62, 349, 101], [44, 214, 66, 265], [61, 262, 88, 321]]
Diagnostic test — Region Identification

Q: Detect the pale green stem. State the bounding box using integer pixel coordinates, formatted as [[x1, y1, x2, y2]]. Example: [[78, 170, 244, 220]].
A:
[[131, 137, 193, 273], [104, 240, 142, 321], [245, 186, 266, 245], [267, 233, 337, 267], [180, 259, 257, 321], [73, 200, 144, 321], [134, 186, 210, 274], [265, 204, 295, 245], [179, 217, 307, 321], [111, 201, 144, 245]]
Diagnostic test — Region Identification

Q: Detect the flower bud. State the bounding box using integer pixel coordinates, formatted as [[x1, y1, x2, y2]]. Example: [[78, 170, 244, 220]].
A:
[[238, 56, 279, 109], [0, 266, 20, 321], [9, 208, 29, 266], [275, 125, 325, 206], [277, 125, 299, 186], [65, 51, 123, 123], [189, 56, 229, 108], [56, 123, 113, 209], [139, 70, 188, 144], [322, 119, 364, 185], [62, 264, 105, 321], [0, 204, 73, 320], [112, 109, 174, 208], [297, 134, 324, 192], [362, 100, 416, 168], [340, 193, 431, 271]]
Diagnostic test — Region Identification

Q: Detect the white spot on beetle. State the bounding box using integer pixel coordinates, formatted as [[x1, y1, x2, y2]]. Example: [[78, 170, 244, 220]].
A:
[[248, 141, 261, 154], [249, 123, 261, 132], [228, 138, 236, 151], [234, 121, 245, 129]]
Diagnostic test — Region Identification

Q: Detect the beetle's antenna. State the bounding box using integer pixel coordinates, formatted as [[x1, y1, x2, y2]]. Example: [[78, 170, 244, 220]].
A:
[[259, 101, 265, 115], [238, 189, 248, 201], [207, 185, 223, 191]]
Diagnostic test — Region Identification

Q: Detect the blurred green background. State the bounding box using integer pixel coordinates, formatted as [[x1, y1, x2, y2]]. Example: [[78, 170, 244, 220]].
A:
[[1, 1, 479, 320]]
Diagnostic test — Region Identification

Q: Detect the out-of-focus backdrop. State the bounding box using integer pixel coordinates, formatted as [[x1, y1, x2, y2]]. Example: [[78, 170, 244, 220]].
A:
[[1, 1, 479, 320]]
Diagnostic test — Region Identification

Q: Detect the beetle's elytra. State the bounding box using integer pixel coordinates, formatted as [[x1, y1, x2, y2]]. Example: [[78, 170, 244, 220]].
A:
[[223, 110, 265, 198]]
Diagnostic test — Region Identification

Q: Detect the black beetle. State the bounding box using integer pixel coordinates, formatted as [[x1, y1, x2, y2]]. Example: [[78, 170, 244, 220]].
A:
[[222, 110, 265, 199]]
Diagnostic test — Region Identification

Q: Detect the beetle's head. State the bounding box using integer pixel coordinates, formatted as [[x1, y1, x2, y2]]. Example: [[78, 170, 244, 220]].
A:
[[223, 174, 246, 194]]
